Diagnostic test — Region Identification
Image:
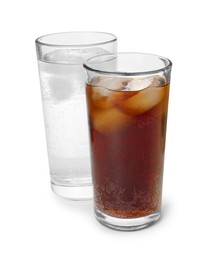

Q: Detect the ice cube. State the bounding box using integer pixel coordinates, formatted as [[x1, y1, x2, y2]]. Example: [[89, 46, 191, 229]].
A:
[[124, 75, 166, 91], [124, 77, 154, 91], [150, 75, 167, 87], [92, 108, 132, 135], [89, 76, 101, 87], [122, 86, 165, 115], [48, 75, 77, 101], [44, 49, 83, 64], [83, 47, 109, 59], [89, 77, 124, 109], [97, 77, 123, 91], [44, 48, 109, 64], [91, 86, 119, 109]]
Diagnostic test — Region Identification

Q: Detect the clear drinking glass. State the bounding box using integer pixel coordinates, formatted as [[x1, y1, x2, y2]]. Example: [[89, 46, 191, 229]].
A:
[[35, 32, 117, 200], [84, 53, 172, 230]]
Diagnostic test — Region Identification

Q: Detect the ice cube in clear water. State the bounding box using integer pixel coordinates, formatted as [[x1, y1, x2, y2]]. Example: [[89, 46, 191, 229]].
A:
[[44, 48, 109, 64], [44, 49, 83, 64], [39, 61, 83, 102], [47, 75, 78, 101], [42, 48, 110, 102]]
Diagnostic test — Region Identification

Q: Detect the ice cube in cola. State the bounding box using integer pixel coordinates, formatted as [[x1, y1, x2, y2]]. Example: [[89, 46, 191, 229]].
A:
[[86, 75, 169, 218]]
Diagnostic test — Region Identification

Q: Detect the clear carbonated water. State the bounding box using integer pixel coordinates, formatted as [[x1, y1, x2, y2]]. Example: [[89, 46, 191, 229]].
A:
[[38, 48, 107, 187]]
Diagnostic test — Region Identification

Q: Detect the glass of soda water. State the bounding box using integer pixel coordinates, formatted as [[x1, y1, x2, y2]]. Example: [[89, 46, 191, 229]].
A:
[[35, 32, 117, 200], [84, 53, 172, 230]]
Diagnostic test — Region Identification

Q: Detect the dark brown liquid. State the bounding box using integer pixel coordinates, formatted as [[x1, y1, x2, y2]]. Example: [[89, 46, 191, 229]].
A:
[[86, 83, 169, 218]]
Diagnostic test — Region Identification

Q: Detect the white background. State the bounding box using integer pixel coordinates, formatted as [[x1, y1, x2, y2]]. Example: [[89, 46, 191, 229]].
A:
[[1, 0, 211, 259]]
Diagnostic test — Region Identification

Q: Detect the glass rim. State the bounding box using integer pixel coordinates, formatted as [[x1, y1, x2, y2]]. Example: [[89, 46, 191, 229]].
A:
[[35, 31, 117, 48], [83, 52, 172, 76]]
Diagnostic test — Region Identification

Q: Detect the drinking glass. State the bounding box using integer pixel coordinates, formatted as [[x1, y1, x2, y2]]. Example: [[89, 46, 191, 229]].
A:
[[84, 53, 172, 230], [35, 32, 117, 200]]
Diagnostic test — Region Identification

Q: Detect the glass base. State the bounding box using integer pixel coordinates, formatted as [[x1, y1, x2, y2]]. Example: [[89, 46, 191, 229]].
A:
[[51, 182, 93, 200], [95, 208, 161, 231]]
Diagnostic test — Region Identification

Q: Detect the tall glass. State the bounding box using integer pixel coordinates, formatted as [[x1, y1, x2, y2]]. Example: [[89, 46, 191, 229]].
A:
[[84, 53, 172, 230], [35, 32, 117, 200]]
